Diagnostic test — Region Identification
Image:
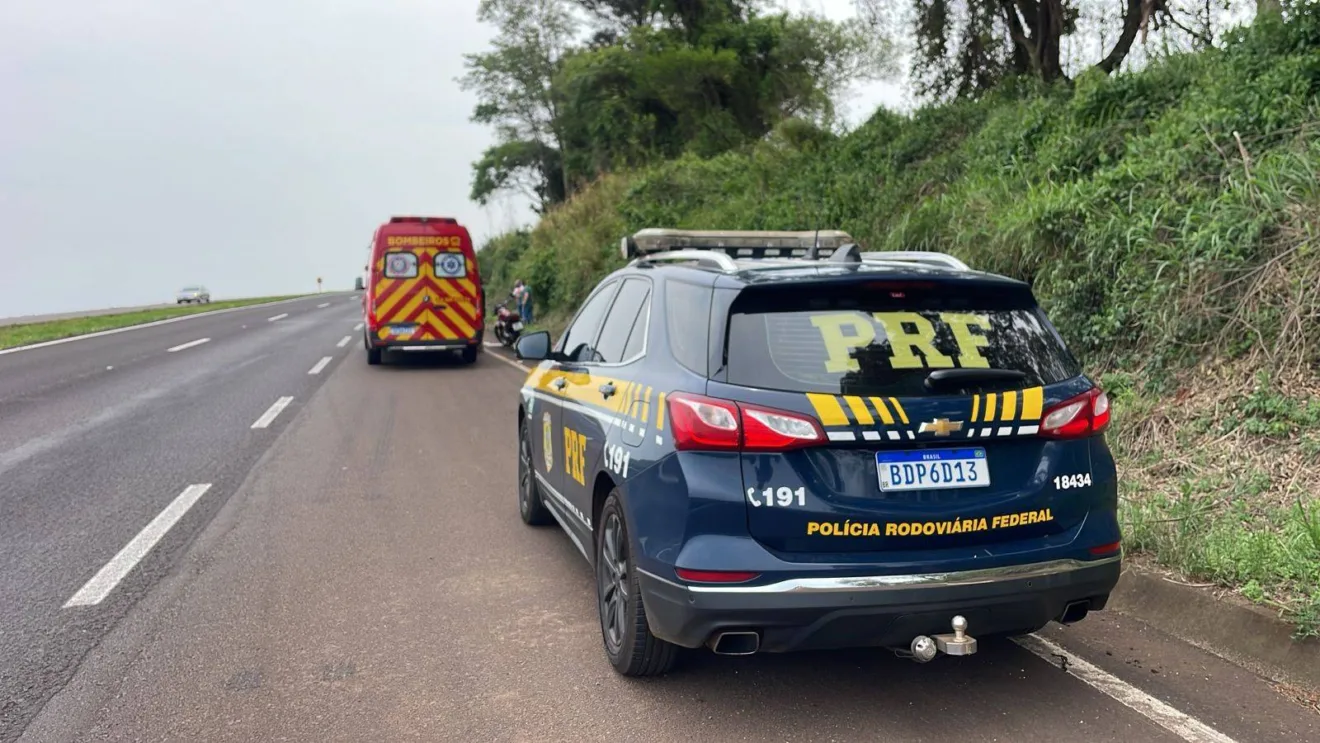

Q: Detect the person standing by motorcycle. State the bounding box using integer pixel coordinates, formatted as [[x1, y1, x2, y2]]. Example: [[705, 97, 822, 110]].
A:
[[515, 280, 533, 324]]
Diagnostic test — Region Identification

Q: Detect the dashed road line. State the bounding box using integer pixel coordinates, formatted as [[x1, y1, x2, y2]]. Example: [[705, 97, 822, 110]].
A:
[[336, 335, 352, 348], [308, 356, 333, 375], [166, 337, 210, 353], [268, 313, 289, 322], [64, 484, 214, 608], [251, 396, 295, 429], [1013, 634, 1238, 743], [353, 323, 364, 331], [317, 302, 330, 309]]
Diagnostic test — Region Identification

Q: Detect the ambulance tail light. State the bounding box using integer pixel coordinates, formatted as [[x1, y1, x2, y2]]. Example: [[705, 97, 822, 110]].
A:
[[668, 393, 825, 452], [1040, 387, 1110, 439]]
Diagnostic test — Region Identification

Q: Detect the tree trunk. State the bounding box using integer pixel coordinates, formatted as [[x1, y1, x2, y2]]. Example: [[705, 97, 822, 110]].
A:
[[1257, 0, 1283, 17], [1095, 0, 1145, 74], [1035, 0, 1066, 82]]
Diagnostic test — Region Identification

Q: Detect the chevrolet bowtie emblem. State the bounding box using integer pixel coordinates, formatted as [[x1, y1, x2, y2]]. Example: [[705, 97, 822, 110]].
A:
[[919, 418, 964, 436]]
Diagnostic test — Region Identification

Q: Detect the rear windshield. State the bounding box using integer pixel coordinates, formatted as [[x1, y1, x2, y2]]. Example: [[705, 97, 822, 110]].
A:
[[725, 289, 1080, 397]]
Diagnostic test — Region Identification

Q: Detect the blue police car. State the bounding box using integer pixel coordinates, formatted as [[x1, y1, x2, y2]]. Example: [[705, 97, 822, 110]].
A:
[[513, 229, 1121, 676]]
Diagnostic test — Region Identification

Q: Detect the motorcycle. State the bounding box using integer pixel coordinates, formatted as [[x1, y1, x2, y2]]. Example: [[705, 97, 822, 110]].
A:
[[492, 296, 524, 347]]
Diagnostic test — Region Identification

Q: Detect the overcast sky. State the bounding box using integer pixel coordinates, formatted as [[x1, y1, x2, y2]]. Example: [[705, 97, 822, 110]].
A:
[[0, 0, 904, 317]]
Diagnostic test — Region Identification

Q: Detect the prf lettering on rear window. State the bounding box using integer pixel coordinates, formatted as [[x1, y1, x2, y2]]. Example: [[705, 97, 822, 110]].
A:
[[385, 235, 463, 248], [563, 427, 587, 486], [809, 311, 991, 373]]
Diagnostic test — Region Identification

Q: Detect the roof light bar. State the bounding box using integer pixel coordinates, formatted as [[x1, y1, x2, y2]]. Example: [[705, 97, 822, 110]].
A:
[[622, 228, 856, 260]]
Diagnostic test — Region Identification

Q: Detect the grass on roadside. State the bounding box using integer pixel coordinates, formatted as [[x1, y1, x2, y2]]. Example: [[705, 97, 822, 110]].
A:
[[0, 296, 307, 351], [1109, 364, 1320, 640]]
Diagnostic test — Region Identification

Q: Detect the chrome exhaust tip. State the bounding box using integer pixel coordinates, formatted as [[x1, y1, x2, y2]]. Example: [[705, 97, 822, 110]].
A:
[[708, 630, 761, 656]]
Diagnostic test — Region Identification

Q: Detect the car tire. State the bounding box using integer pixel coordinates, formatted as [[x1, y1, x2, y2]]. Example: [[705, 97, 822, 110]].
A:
[[460, 346, 478, 364], [517, 422, 553, 526], [366, 346, 382, 365], [596, 491, 679, 677]]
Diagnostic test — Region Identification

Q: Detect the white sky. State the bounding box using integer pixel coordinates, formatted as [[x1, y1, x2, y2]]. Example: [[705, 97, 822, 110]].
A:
[[0, 0, 904, 316]]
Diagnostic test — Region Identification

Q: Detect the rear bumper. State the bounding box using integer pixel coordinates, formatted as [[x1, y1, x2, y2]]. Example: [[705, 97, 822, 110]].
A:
[[366, 329, 483, 350], [638, 554, 1121, 652]]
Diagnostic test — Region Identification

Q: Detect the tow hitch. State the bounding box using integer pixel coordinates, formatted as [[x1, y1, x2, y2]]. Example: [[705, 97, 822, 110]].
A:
[[905, 615, 977, 663]]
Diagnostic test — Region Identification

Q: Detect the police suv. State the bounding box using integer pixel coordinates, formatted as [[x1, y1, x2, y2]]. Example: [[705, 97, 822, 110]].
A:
[[513, 229, 1120, 676]]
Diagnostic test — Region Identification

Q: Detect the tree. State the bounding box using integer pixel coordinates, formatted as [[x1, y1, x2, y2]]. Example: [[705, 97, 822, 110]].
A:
[[574, 0, 656, 30], [554, 12, 896, 177], [859, 0, 1252, 100], [460, 0, 576, 211]]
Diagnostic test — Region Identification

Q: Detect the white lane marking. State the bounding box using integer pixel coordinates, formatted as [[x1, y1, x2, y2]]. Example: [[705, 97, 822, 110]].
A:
[[268, 313, 289, 322], [166, 337, 210, 353], [336, 335, 352, 348], [317, 302, 330, 308], [486, 351, 528, 372], [64, 484, 214, 607], [482, 341, 502, 348], [308, 356, 333, 375], [251, 396, 295, 429], [1013, 635, 1238, 743], [0, 296, 317, 357], [353, 323, 364, 331]]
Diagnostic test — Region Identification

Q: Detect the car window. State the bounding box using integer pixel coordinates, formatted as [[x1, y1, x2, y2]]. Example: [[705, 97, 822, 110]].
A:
[[666, 280, 712, 375], [594, 279, 650, 364], [434, 252, 467, 278], [559, 281, 620, 363], [383, 252, 418, 279], [724, 287, 1080, 397], [621, 291, 650, 362]]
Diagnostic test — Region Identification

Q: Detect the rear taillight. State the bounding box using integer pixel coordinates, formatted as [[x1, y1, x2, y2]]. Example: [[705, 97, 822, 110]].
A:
[[667, 393, 825, 452], [674, 568, 760, 583], [1089, 540, 1122, 556], [1040, 387, 1111, 439], [668, 393, 739, 450]]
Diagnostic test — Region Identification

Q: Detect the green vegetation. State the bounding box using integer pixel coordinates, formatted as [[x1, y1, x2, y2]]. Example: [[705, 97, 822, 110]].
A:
[[0, 297, 306, 350], [477, 9, 1320, 633], [461, 0, 892, 212]]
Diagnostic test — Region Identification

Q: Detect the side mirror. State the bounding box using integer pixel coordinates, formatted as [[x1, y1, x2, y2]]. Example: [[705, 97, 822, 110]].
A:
[[515, 330, 552, 361]]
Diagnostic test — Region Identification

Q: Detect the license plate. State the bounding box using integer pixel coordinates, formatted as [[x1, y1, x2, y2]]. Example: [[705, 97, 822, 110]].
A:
[[512, 322, 524, 330], [387, 323, 417, 336], [876, 448, 989, 492]]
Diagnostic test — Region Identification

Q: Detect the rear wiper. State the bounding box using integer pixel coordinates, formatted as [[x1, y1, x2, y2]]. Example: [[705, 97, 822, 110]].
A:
[[924, 368, 1027, 392]]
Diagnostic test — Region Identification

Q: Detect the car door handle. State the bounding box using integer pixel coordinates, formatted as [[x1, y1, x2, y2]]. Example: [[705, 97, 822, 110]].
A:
[[551, 377, 567, 390], [599, 382, 616, 398]]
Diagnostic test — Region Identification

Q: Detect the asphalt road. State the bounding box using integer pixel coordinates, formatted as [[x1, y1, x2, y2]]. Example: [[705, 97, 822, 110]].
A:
[[0, 293, 364, 741], [4, 322, 1317, 742]]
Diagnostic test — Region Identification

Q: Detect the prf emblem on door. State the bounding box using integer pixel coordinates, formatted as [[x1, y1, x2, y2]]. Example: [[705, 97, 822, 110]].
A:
[[542, 412, 554, 472]]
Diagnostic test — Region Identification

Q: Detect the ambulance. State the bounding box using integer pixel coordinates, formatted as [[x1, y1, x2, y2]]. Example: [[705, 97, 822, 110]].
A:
[[361, 216, 485, 365]]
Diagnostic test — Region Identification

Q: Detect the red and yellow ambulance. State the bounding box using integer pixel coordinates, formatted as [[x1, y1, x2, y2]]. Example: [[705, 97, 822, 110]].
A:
[[361, 216, 485, 365]]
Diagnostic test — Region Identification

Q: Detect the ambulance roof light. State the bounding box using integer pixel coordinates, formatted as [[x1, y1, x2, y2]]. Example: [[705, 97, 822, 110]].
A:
[[389, 216, 458, 224]]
